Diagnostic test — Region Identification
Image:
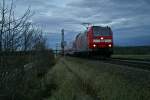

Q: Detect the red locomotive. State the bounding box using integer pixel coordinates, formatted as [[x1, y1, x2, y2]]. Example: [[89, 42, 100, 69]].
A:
[[67, 26, 113, 57]]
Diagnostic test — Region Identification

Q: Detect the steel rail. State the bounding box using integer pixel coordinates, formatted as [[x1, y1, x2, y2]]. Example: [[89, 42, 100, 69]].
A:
[[100, 57, 150, 71]]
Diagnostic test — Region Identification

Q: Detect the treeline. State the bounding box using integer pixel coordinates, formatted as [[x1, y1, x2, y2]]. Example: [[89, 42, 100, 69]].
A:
[[0, 0, 55, 100]]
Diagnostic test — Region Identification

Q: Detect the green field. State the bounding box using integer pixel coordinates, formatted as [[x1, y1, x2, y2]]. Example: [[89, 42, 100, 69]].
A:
[[113, 46, 150, 60], [112, 54, 150, 61], [45, 57, 150, 100], [114, 46, 150, 55]]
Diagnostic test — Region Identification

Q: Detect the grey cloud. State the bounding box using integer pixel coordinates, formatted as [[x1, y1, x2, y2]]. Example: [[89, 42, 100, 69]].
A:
[[16, 0, 52, 6], [68, 0, 150, 15], [67, 0, 150, 29], [32, 15, 83, 33], [2, 0, 149, 47]]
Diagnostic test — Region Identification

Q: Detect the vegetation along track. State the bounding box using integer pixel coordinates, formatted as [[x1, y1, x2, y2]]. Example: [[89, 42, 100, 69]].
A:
[[98, 57, 150, 71], [56, 57, 150, 100], [61, 59, 101, 100]]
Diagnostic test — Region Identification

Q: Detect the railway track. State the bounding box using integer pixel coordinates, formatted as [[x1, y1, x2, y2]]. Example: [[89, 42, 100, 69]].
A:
[[68, 56, 150, 71], [100, 57, 150, 71]]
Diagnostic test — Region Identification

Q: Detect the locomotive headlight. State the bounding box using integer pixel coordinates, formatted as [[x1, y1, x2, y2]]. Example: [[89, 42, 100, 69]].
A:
[[100, 37, 104, 40], [93, 44, 96, 48], [93, 39, 100, 43], [105, 39, 112, 43], [108, 44, 112, 47]]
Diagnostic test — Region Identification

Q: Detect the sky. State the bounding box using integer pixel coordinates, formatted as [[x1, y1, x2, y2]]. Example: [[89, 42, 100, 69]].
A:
[[4, 0, 150, 48]]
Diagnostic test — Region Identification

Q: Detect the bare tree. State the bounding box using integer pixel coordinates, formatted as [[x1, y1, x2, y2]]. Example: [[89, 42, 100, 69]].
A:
[[0, 0, 49, 99], [0, 0, 6, 52]]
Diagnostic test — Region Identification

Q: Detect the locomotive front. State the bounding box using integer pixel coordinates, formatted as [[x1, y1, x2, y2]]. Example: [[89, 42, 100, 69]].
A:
[[88, 26, 113, 57]]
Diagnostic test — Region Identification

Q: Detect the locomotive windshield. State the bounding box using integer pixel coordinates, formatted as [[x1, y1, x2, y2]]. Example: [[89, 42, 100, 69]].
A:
[[93, 26, 111, 36]]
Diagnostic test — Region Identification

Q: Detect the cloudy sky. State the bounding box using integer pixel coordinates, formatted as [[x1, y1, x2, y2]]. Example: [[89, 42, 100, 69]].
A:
[[7, 0, 150, 48]]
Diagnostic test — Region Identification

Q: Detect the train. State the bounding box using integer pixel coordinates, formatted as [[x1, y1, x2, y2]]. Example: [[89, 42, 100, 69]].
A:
[[65, 25, 113, 57]]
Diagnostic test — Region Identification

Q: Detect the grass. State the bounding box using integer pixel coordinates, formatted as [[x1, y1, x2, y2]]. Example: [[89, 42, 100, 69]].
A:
[[45, 61, 81, 100], [66, 57, 150, 100], [113, 46, 150, 60], [114, 46, 150, 55], [112, 54, 150, 61], [45, 57, 150, 100]]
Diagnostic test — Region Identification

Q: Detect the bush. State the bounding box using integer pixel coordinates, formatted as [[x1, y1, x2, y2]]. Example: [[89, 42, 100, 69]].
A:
[[0, 50, 55, 100]]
